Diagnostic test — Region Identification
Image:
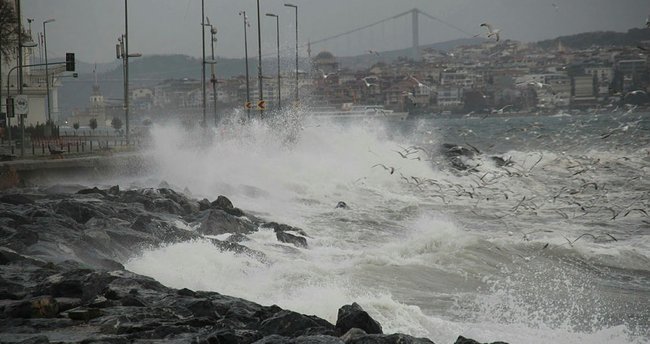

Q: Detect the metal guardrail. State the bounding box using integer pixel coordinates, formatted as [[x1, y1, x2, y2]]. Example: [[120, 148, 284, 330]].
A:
[[0, 135, 143, 160]]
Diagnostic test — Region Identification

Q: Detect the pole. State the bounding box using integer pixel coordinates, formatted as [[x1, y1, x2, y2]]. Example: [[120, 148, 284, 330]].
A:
[[285, 4, 298, 103], [256, 0, 263, 118], [0, 22, 4, 142], [275, 16, 281, 111], [17, 0, 23, 95], [124, 0, 130, 144], [241, 11, 251, 120], [294, 6, 298, 103], [43, 21, 51, 123], [17, 0, 24, 156], [201, 0, 206, 126], [210, 27, 217, 126]]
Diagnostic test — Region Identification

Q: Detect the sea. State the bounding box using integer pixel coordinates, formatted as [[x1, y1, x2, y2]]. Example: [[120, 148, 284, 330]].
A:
[[116, 108, 649, 344]]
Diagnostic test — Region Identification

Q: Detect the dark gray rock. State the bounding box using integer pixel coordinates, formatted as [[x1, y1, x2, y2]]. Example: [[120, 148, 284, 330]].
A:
[[212, 195, 235, 209], [340, 328, 368, 343], [0, 194, 34, 205], [347, 334, 435, 344], [442, 144, 475, 159], [336, 303, 382, 335], [276, 231, 308, 248], [254, 335, 292, 344], [66, 307, 103, 321], [260, 309, 336, 338], [489, 156, 513, 168], [294, 335, 345, 344], [211, 195, 246, 217], [53, 199, 113, 224], [190, 209, 257, 236], [262, 222, 310, 248], [77, 187, 108, 197], [454, 336, 509, 344]]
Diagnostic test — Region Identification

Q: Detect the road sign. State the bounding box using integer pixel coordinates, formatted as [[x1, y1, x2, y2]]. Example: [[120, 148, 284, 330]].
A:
[[257, 100, 266, 111], [245, 101, 253, 110], [14, 95, 29, 116]]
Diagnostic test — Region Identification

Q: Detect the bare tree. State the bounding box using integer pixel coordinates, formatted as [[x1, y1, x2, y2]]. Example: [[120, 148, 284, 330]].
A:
[[0, 0, 23, 61]]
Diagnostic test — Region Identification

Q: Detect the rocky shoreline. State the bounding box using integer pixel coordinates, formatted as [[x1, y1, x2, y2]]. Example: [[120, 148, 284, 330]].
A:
[[0, 185, 508, 344]]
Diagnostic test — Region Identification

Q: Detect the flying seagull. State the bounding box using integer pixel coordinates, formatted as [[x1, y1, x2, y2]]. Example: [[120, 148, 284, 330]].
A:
[[480, 23, 501, 42], [552, 3, 560, 12]]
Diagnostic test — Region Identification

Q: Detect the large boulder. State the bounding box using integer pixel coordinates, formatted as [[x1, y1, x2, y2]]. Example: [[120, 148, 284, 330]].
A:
[[347, 334, 434, 344], [262, 222, 309, 248], [259, 309, 336, 338], [189, 209, 257, 236], [335, 303, 382, 335], [454, 336, 509, 344]]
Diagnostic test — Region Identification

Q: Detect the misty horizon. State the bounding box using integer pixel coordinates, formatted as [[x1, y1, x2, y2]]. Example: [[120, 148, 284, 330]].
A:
[[21, 0, 650, 64]]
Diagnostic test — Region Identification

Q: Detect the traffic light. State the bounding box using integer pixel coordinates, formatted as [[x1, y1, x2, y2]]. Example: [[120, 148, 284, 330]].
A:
[[65, 53, 75, 72]]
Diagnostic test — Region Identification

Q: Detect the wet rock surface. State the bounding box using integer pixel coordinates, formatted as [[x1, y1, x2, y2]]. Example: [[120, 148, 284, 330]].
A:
[[0, 185, 508, 344]]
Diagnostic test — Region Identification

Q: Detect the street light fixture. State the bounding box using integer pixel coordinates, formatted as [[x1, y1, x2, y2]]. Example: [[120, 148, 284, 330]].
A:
[[43, 19, 55, 124], [265, 13, 281, 111], [239, 11, 251, 120], [284, 3, 299, 104]]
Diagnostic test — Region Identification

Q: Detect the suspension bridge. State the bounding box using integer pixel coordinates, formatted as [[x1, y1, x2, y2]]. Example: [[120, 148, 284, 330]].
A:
[[307, 8, 476, 60]]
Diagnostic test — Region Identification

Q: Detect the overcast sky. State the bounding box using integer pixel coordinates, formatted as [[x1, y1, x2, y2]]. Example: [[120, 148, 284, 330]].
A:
[[21, 0, 650, 64]]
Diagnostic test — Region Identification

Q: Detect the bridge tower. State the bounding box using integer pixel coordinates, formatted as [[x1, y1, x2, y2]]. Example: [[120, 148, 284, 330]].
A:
[[412, 9, 420, 61]]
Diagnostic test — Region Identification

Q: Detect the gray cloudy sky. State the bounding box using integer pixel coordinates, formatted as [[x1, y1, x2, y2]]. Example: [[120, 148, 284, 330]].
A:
[[22, 0, 650, 64]]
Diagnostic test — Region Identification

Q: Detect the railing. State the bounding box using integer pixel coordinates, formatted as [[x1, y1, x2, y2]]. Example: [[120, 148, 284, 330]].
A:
[[0, 131, 145, 160]]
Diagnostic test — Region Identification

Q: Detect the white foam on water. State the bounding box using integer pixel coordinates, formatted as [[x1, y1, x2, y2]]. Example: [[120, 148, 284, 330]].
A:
[[125, 114, 649, 344]]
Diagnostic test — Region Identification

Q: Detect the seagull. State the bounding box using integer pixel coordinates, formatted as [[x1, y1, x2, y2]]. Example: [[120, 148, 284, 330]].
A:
[[552, 3, 560, 12], [372, 164, 395, 175], [626, 90, 647, 97], [367, 50, 380, 56], [480, 23, 501, 42], [362, 77, 377, 88], [646, 15, 650, 28]]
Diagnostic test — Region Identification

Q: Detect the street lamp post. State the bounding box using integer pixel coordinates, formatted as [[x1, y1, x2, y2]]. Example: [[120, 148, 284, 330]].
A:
[[116, 31, 141, 146], [265, 13, 281, 111], [204, 19, 218, 126], [1, 22, 4, 140], [43, 19, 55, 124], [256, 0, 264, 118], [116, 0, 141, 144], [201, 0, 207, 126], [284, 3, 298, 104], [239, 11, 251, 120]]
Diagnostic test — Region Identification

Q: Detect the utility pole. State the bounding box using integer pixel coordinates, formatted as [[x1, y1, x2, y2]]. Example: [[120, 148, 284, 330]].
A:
[[209, 22, 218, 126], [201, 0, 207, 126], [124, 0, 130, 143], [117, 0, 140, 145], [256, 0, 264, 118], [0, 21, 4, 141], [17, 0, 24, 156], [284, 4, 298, 104], [239, 11, 251, 120], [43, 19, 55, 124], [265, 13, 281, 111]]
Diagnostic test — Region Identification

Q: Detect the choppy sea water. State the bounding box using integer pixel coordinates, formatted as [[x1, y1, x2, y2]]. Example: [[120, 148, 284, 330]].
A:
[[122, 110, 649, 344]]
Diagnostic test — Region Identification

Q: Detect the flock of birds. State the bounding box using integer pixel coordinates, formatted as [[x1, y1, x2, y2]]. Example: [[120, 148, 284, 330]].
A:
[[360, 111, 649, 252]]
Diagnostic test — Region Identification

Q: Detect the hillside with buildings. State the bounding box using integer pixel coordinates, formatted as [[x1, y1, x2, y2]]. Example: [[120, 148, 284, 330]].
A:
[[58, 27, 650, 126]]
